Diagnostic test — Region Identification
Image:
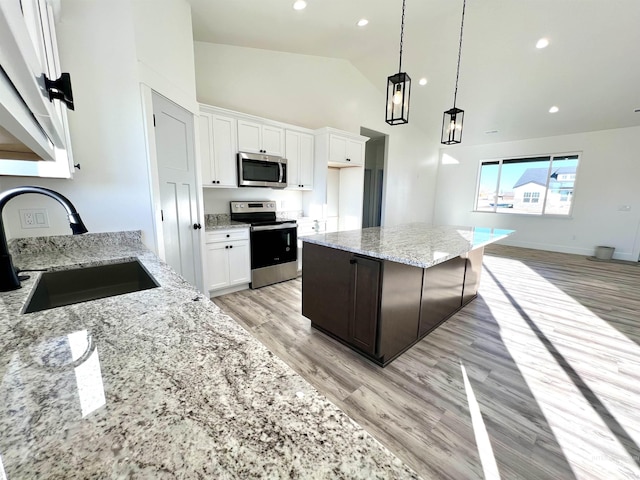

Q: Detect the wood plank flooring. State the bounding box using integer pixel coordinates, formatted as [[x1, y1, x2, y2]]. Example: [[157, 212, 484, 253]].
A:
[[213, 245, 640, 479]]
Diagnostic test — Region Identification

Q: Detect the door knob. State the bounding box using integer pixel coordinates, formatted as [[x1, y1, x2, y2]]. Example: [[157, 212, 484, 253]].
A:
[[193, 223, 202, 230]]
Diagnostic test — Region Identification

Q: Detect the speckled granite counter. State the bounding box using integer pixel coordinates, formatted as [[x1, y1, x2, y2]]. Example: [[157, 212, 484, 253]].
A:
[[302, 223, 514, 268], [204, 213, 248, 231], [0, 232, 419, 479]]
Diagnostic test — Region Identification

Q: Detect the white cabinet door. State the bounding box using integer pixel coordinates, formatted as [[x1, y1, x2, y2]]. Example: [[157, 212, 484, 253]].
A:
[[199, 113, 237, 188], [206, 242, 230, 291], [227, 240, 251, 285], [286, 130, 313, 190], [198, 114, 214, 184], [328, 133, 364, 167], [205, 227, 250, 293], [346, 139, 364, 166], [237, 119, 284, 156], [0, 0, 73, 178], [298, 133, 314, 189], [285, 130, 300, 188], [262, 125, 284, 156], [329, 134, 348, 165], [211, 114, 237, 187], [237, 120, 262, 153]]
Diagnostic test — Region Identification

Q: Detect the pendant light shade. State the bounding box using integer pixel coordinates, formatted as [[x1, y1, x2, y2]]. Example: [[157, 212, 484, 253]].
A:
[[386, 72, 411, 125], [441, 0, 467, 144], [386, 0, 410, 125], [442, 107, 464, 145]]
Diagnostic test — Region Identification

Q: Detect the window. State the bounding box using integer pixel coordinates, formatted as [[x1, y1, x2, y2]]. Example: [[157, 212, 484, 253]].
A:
[[475, 154, 579, 216]]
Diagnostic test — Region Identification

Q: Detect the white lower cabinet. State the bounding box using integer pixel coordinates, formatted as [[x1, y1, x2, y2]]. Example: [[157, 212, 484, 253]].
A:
[[205, 228, 251, 296]]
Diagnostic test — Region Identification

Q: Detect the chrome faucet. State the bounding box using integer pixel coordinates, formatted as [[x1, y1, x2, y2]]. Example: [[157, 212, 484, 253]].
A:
[[0, 186, 88, 291]]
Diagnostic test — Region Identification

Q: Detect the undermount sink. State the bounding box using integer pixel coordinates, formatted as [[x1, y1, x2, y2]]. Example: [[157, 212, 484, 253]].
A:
[[23, 259, 159, 313]]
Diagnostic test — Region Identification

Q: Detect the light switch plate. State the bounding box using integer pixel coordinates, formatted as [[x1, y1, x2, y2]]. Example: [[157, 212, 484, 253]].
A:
[[19, 208, 50, 229]]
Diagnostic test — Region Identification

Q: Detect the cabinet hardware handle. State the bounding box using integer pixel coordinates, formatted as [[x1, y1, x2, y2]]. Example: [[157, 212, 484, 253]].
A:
[[225, 246, 229, 249], [350, 258, 357, 264], [193, 223, 202, 230], [229, 245, 233, 249], [226, 234, 230, 238]]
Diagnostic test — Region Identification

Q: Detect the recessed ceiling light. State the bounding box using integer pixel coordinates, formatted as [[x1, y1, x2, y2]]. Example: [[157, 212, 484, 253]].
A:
[[418, 78, 428, 86], [536, 38, 549, 49], [357, 19, 368, 27], [549, 105, 559, 113], [293, 0, 307, 11]]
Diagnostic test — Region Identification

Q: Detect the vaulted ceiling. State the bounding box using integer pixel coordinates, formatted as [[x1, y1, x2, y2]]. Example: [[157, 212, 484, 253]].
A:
[[187, 0, 640, 145]]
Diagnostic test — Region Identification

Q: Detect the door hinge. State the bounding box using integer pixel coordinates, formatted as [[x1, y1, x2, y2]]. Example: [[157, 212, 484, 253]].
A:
[[160, 209, 164, 221], [44, 73, 74, 110], [153, 114, 156, 127]]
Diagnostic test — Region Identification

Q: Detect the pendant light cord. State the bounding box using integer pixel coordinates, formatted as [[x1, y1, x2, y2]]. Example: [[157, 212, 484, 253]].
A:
[[453, 0, 466, 107], [398, 0, 406, 73]]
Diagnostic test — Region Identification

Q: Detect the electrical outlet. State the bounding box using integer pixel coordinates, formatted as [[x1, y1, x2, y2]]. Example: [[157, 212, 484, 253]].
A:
[[19, 208, 50, 229]]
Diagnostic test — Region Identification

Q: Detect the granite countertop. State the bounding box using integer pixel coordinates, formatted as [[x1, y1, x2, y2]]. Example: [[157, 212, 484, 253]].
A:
[[302, 223, 514, 268], [204, 214, 249, 231], [0, 232, 419, 479]]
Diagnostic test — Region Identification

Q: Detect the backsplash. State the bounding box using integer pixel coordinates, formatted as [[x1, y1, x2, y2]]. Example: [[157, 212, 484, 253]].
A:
[[204, 210, 303, 228]]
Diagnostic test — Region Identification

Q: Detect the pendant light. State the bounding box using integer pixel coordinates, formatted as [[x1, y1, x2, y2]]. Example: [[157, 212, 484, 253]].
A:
[[386, 0, 411, 125], [441, 0, 467, 144]]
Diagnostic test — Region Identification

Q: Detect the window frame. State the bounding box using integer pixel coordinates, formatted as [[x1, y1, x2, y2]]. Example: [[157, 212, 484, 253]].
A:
[[474, 152, 581, 217]]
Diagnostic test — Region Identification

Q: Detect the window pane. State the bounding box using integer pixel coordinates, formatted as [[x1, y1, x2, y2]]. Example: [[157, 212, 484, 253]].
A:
[[545, 155, 579, 215], [504, 157, 550, 214], [476, 162, 499, 211]]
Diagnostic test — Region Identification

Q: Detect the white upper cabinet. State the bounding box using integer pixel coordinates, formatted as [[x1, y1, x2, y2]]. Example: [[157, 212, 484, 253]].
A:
[[328, 133, 364, 167], [286, 129, 314, 190], [0, 0, 74, 178], [199, 110, 237, 188], [238, 119, 284, 156]]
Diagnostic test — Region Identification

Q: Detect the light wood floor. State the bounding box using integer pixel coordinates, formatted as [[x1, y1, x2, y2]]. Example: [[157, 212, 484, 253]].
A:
[[214, 245, 640, 480]]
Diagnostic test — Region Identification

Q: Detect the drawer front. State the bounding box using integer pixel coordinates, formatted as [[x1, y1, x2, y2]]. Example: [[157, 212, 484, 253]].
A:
[[206, 229, 249, 243]]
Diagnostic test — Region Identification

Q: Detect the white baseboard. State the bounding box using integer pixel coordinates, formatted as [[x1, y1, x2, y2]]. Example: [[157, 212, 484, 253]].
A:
[[209, 283, 250, 298], [497, 238, 638, 262]]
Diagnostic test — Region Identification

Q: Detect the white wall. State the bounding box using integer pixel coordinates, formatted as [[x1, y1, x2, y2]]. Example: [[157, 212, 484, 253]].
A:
[[1, 0, 197, 252], [2, 0, 155, 246], [194, 42, 439, 225], [433, 126, 640, 261], [132, 0, 198, 113]]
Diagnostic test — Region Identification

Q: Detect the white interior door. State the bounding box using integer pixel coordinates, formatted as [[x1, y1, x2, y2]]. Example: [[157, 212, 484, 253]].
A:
[[152, 92, 202, 289]]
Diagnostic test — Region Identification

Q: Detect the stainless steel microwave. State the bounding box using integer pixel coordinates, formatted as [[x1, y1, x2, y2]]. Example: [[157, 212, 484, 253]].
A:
[[237, 152, 287, 188]]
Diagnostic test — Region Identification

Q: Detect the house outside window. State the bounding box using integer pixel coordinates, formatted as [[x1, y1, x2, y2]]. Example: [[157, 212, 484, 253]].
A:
[[523, 192, 540, 203], [475, 154, 580, 216]]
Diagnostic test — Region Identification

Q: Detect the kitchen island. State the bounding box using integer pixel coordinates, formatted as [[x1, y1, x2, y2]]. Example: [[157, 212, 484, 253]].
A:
[[302, 224, 514, 366], [0, 232, 418, 479]]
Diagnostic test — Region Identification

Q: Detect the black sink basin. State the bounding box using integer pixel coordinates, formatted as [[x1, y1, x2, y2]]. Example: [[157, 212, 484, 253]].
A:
[[24, 259, 159, 313]]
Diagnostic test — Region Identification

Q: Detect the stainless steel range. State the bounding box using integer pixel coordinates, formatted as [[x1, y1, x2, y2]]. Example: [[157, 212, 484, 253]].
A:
[[230, 201, 297, 289]]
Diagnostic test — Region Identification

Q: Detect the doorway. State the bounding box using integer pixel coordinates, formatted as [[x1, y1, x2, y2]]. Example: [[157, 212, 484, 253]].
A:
[[151, 92, 203, 289], [360, 128, 387, 228]]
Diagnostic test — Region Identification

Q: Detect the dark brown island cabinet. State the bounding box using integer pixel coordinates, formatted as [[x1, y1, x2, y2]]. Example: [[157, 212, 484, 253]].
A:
[[301, 242, 486, 367]]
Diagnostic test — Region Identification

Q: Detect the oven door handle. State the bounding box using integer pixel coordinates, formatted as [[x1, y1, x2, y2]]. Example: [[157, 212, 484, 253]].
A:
[[251, 223, 297, 232]]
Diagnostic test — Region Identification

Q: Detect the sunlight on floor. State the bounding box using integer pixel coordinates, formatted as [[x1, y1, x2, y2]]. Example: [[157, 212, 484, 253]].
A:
[[482, 256, 640, 479], [460, 361, 501, 479]]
